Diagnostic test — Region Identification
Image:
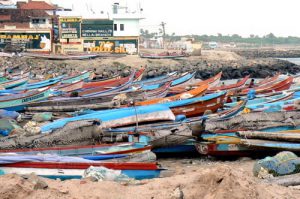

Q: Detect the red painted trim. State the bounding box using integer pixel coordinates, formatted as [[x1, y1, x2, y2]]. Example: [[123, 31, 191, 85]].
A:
[[3, 162, 159, 170]]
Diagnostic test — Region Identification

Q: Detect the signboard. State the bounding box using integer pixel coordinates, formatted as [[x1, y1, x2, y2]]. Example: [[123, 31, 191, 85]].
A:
[[59, 17, 81, 39], [81, 20, 113, 37], [0, 32, 51, 51], [84, 39, 137, 54]]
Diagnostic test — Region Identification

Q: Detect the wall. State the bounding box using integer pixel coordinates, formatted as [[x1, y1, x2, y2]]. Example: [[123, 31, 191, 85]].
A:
[[0, 30, 52, 52], [113, 19, 140, 37]]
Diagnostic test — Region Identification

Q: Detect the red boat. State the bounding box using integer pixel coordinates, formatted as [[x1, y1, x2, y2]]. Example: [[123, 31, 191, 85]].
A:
[[239, 76, 293, 95], [208, 75, 250, 92], [82, 68, 143, 89]]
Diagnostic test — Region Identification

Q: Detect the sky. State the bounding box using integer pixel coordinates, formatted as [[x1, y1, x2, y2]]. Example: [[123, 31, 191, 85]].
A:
[[49, 0, 300, 37]]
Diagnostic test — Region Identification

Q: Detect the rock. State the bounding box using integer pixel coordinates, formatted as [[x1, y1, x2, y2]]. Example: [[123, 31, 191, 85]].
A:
[[171, 186, 184, 199], [21, 173, 48, 190]]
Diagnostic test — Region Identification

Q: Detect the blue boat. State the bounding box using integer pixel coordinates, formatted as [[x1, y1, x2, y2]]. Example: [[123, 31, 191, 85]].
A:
[[15, 75, 64, 90], [0, 154, 163, 180], [41, 104, 176, 133]]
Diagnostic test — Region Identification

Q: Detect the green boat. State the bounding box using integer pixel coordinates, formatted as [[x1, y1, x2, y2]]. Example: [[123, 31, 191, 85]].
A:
[[61, 71, 90, 84], [0, 87, 52, 111]]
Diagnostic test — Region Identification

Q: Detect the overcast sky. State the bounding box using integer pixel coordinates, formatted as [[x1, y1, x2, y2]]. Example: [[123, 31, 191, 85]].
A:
[[50, 0, 300, 37]]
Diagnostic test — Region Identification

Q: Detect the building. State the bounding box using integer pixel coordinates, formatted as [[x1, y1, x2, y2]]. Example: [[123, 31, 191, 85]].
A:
[[0, 0, 144, 54], [110, 2, 144, 54], [57, 1, 144, 54]]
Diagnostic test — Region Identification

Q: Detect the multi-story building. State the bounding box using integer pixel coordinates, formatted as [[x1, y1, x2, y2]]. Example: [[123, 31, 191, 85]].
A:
[[0, 0, 56, 52]]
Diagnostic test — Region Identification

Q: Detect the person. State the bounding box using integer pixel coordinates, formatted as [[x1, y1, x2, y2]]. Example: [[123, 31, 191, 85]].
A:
[[226, 96, 233, 103], [249, 79, 255, 88]]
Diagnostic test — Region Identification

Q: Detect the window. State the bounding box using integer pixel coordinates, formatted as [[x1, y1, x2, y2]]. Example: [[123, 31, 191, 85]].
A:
[[120, 24, 124, 31], [32, 19, 46, 24], [114, 24, 117, 31], [32, 19, 39, 24]]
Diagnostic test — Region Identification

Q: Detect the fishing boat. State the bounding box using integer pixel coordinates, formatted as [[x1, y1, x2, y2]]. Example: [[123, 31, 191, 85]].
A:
[[133, 67, 145, 81], [79, 72, 135, 97], [135, 83, 208, 106], [83, 70, 138, 90], [169, 72, 222, 94], [15, 75, 64, 90], [40, 104, 176, 133], [0, 142, 151, 157], [0, 87, 51, 111], [54, 80, 85, 93], [133, 72, 196, 91], [0, 76, 28, 89], [132, 71, 177, 86], [225, 91, 294, 108], [22, 53, 99, 60], [26, 82, 172, 112], [168, 91, 226, 117], [61, 71, 91, 84], [238, 76, 293, 95], [208, 75, 250, 92], [139, 52, 189, 59], [0, 155, 163, 180]]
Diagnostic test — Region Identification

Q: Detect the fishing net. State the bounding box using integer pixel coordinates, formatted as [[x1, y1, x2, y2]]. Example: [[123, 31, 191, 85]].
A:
[[253, 151, 300, 178]]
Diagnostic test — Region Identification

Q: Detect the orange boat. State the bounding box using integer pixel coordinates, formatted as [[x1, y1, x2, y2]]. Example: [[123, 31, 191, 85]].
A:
[[169, 72, 222, 94], [135, 83, 208, 106], [171, 91, 226, 117]]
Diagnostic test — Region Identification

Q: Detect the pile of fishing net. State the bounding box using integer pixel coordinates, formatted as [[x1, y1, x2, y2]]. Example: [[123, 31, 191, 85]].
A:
[[253, 151, 300, 178]]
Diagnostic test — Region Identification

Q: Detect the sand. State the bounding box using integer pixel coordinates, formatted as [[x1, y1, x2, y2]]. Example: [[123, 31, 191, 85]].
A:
[[0, 158, 299, 199]]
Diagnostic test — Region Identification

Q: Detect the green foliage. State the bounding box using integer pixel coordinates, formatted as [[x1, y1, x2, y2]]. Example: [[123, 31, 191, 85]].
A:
[[140, 29, 300, 45]]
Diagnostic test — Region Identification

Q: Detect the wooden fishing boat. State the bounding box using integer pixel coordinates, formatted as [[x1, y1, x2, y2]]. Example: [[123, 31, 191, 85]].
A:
[[54, 80, 84, 93], [61, 71, 91, 84], [26, 82, 171, 112], [0, 87, 51, 111], [132, 71, 177, 86], [0, 76, 28, 89], [0, 156, 162, 180], [82, 70, 139, 90], [195, 142, 253, 156], [0, 142, 151, 156], [169, 91, 226, 117], [169, 72, 222, 94], [257, 73, 280, 86], [208, 75, 250, 92], [109, 99, 246, 134], [135, 83, 208, 106], [238, 130, 300, 142], [139, 52, 189, 59], [239, 76, 293, 95], [40, 104, 176, 133], [79, 73, 135, 97], [15, 76, 64, 90], [134, 67, 145, 81], [92, 73, 121, 82], [246, 97, 300, 112], [22, 53, 99, 60], [240, 139, 300, 151], [225, 91, 294, 108]]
